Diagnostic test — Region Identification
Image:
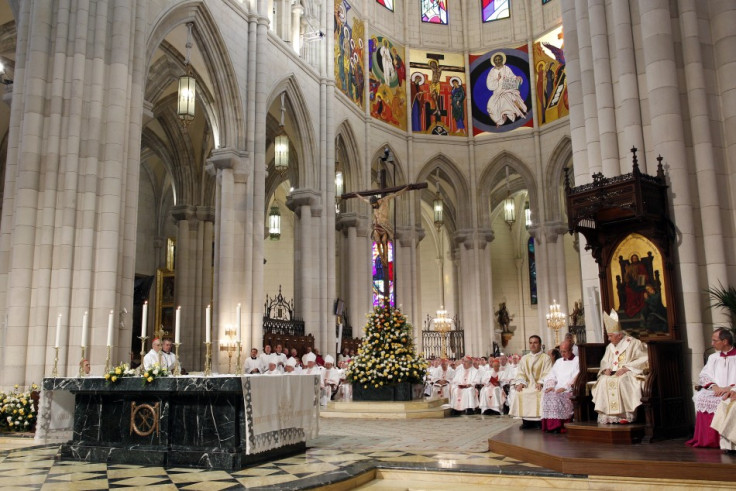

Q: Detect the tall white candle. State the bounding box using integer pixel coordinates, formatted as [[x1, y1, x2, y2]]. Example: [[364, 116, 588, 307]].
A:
[[141, 301, 148, 338], [81, 311, 89, 348], [236, 303, 242, 343], [55, 314, 62, 348], [106, 310, 114, 347], [175, 306, 181, 344], [206, 304, 211, 343]]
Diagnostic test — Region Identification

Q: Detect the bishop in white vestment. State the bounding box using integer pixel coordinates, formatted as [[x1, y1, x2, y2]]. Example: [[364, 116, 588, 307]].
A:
[[541, 340, 580, 432], [479, 359, 506, 415], [591, 310, 649, 424], [451, 357, 480, 414], [430, 358, 455, 400]]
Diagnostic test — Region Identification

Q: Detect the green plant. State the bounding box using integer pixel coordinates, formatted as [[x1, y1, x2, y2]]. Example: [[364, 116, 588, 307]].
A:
[[0, 384, 38, 432], [706, 283, 736, 328], [142, 363, 169, 384], [104, 363, 136, 384]]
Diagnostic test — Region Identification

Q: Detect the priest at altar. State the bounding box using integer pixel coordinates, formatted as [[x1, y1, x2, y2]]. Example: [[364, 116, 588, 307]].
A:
[[510, 335, 552, 429], [689, 327, 736, 450], [591, 310, 649, 424], [541, 339, 579, 433]]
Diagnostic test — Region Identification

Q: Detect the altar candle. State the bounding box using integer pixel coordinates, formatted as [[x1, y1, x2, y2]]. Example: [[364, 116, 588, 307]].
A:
[[236, 303, 242, 343], [55, 314, 62, 348], [106, 310, 114, 347], [81, 311, 89, 347], [206, 305, 211, 343], [141, 301, 148, 339], [175, 306, 181, 344]]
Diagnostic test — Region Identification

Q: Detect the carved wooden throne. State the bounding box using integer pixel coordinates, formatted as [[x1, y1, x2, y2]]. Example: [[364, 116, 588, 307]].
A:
[[565, 149, 690, 442]]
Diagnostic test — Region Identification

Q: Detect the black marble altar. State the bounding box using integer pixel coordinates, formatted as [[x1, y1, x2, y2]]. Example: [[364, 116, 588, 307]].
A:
[[352, 382, 425, 401], [42, 376, 305, 470]]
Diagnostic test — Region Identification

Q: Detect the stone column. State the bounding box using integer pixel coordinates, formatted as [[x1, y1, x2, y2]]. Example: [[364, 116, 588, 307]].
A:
[[292, 4, 303, 54], [574, 0, 602, 174], [171, 205, 196, 367], [395, 225, 425, 338], [336, 213, 370, 339]]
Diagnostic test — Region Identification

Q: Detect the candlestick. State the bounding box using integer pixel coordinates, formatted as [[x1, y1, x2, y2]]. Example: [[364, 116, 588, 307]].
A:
[[104, 345, 112, 374], [106, 310, 114, 347], [175, 306, 181, 344], [55, 314, 61, 348], [204, 341, 212, 376], [51, 346, 60, 378], [81, 311, 89, 348], [235, 341, 242, 376], [236, 303, 241, 343], [138, 335, 148, 375], [205, 305, 211, 344], [141, 301, 148, 339], [173, 342, 181, 376], [78, 346, 87, 378]]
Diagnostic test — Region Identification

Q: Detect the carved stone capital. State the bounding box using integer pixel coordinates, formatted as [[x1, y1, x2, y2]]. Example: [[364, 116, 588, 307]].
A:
[[171, 204, 196, 223], [196, 206, 216, 223], [207, 147, 249, 181], [336, 212, 369, 236], [286, 188, 322, 218]]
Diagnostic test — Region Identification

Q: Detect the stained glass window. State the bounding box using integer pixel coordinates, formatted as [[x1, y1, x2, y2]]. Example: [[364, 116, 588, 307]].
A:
[[421, 0, 448, 25], [372, 241, 395, 308], [482, 0, 510, 22], [376, 0, 394, 11], [542, 0, 552, 4], [528, 237, 537, 304]]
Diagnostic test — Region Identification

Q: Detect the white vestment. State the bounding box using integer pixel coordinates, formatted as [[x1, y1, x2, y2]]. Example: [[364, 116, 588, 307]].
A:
[[486, 64, 528, 126], [591, 336, 649, 423], [541, 356, 580, 421], [479, 369, 506, 413], [450, 366, 480, 411], [698, 349, 736, 450], [429, 366, 455, 400], [258, 353, 274, 373], [143, 349, 163, 371], [244, 357, 261, 374], [273, 352, 287, 370], [303, 365, 328, 406], [509, 351, 552, 420], [503, 363, 519, 409]]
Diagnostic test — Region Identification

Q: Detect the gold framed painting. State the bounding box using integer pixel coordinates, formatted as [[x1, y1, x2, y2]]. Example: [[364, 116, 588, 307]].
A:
[[155, 269, 175, 339]]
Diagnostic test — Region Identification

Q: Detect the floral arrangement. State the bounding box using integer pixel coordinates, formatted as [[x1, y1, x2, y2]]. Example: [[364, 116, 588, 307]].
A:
[[346, 305, 428, 389], [142, 363, 169, 384], [0, 384, 38, 433], [104, 363, 136, 384]]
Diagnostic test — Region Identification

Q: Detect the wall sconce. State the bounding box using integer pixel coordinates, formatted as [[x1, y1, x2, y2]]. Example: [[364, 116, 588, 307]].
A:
[[269, 204, 281, 240], [177, 23, 196, 126]]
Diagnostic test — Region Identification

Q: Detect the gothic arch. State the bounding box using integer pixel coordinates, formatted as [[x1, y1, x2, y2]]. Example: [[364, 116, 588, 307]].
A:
[[266, 76, 318, 189], [369, 143, 408, 186], [335, 120, 364, 194], [145, 1, 245, 149], [415, 153, 472, 233], [477, 151, 538, 229], [544, 136, 573, 222]]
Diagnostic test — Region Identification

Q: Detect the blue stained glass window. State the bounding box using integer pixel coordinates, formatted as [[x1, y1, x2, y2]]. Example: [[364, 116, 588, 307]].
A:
[[422, 0, 449, 25], [377, 0, 394, 11], [372, 241, 395, 308], [542, 0, 552, 4], [482, 0, 510, 23]]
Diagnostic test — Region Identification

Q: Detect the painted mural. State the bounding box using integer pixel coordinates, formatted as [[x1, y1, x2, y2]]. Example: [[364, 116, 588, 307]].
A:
[[470, 46, 533, 134], [369, 34, 407, 131], [409, 50, 467, 135], [334, 1, 365, 110], [533, 26, 568, 125]]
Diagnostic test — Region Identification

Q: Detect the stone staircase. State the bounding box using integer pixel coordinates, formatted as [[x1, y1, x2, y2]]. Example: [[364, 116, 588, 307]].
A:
[[321, 398, 451, 419]]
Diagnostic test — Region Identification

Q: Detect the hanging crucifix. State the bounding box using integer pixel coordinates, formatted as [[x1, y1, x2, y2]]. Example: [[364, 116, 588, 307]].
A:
[[341, 158, 427, 306]]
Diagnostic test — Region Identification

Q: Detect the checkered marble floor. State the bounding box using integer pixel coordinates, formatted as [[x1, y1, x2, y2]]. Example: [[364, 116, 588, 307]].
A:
[[0, 415, 565, 490]]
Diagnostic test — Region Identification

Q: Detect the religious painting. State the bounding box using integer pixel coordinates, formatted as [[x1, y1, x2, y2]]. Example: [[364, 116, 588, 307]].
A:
[[372, 241, 394, 308], [607, 233, 670, 339], [533, 26, 569, 125], [369, 34, 407, 131], [376, 0, 393, 11], [409, 49, 467, 135], [421, 0, 448, 24], [334, 1, 365, 110], [469, 46, 533, 134], [155, 269, 175, 338], [482, 0, 510, 22]]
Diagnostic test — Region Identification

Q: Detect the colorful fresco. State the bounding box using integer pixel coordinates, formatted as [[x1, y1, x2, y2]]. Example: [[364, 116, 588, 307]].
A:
[[369, 34, 407, 130], [409, 49, 467, 135], [376, 0, 394, 11], [533, 26, 568, 125], [421, 0, 449, 24], [334, 1, 365, 110], [482, 0, 510, 22], [469, 46, 533, 134]]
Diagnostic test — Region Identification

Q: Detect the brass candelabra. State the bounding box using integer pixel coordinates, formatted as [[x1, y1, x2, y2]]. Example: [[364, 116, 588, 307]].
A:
[[137, 335, 148, 375], [173, 342, 181, 376], [52, 346, 60, 378], [104, 345, 112, 374], [235, 341, 242, 375], [204, 341, 212, 376], [546, 299, 567, 346], [78, 346, 87, 378]]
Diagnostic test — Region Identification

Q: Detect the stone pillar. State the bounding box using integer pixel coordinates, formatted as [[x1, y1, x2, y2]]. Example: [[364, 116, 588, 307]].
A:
[[292, 4, 303, 54], [574, 0, 602, 174], [395, 225, 425, 339], [171, 205, 197, 368], [336, 213, 370, 339]]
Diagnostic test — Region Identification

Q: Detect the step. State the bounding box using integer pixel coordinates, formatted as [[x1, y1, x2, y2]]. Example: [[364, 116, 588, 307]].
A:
[[566, 421, 646, 444], [320, 398, 451, 419]]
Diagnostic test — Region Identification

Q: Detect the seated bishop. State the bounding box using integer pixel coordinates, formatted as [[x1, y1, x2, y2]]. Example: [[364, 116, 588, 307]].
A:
[[479, 359, 506, 415], [322, 355, 342, 404], [451, 356, 480, 414], [688, 327, 736, 449], [591, 310, 649, 424], [541, 339, 580, 433], [302, 352, 328, 406], [510, 335, 553, 429], [430, 358, 455, 400]]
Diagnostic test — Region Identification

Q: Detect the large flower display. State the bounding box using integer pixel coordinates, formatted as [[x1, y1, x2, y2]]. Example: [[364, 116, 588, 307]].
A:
[[346, 305, 428, 389]]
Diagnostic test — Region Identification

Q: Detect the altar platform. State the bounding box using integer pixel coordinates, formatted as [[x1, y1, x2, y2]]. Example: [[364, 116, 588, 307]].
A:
[[39, 374, 319, 470], [489, 424, 736, 482]]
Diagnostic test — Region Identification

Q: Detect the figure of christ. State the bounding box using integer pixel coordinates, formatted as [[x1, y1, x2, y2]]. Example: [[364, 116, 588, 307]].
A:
[[409, 55, 464, 123], [355, 186, 410, 270]]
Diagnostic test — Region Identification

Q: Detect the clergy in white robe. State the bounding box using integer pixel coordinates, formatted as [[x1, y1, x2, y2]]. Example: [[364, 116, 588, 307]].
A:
[[302, 353, 328, 406], [510, 336, 553, 428], [161, 339, 176, 371], [688, 328, 736, 449], [451, 357, 480, 413], [244, 348, 262, 374], [273, 345, 288, 372], [143, 338, 164, 371], [258, 345, 274, 373], [711, 389, 736, 453], [263, 354, 280, 375], [322, 355, 341, 404], [284, 356, 298, 373], [479, 360, 506, 415], [591, 310, 649, 424], [541, 340, 580, 432], [430, 359, 455, 400]]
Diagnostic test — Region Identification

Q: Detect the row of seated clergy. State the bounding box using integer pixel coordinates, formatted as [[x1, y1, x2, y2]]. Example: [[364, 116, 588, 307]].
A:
[[447, 356, 520, 414], [688, 327, 736, 451], [591, 310, 649, 424]]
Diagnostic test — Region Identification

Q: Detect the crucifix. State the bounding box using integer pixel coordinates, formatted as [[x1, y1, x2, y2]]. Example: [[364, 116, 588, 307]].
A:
[[341, 155, 427, 306]]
